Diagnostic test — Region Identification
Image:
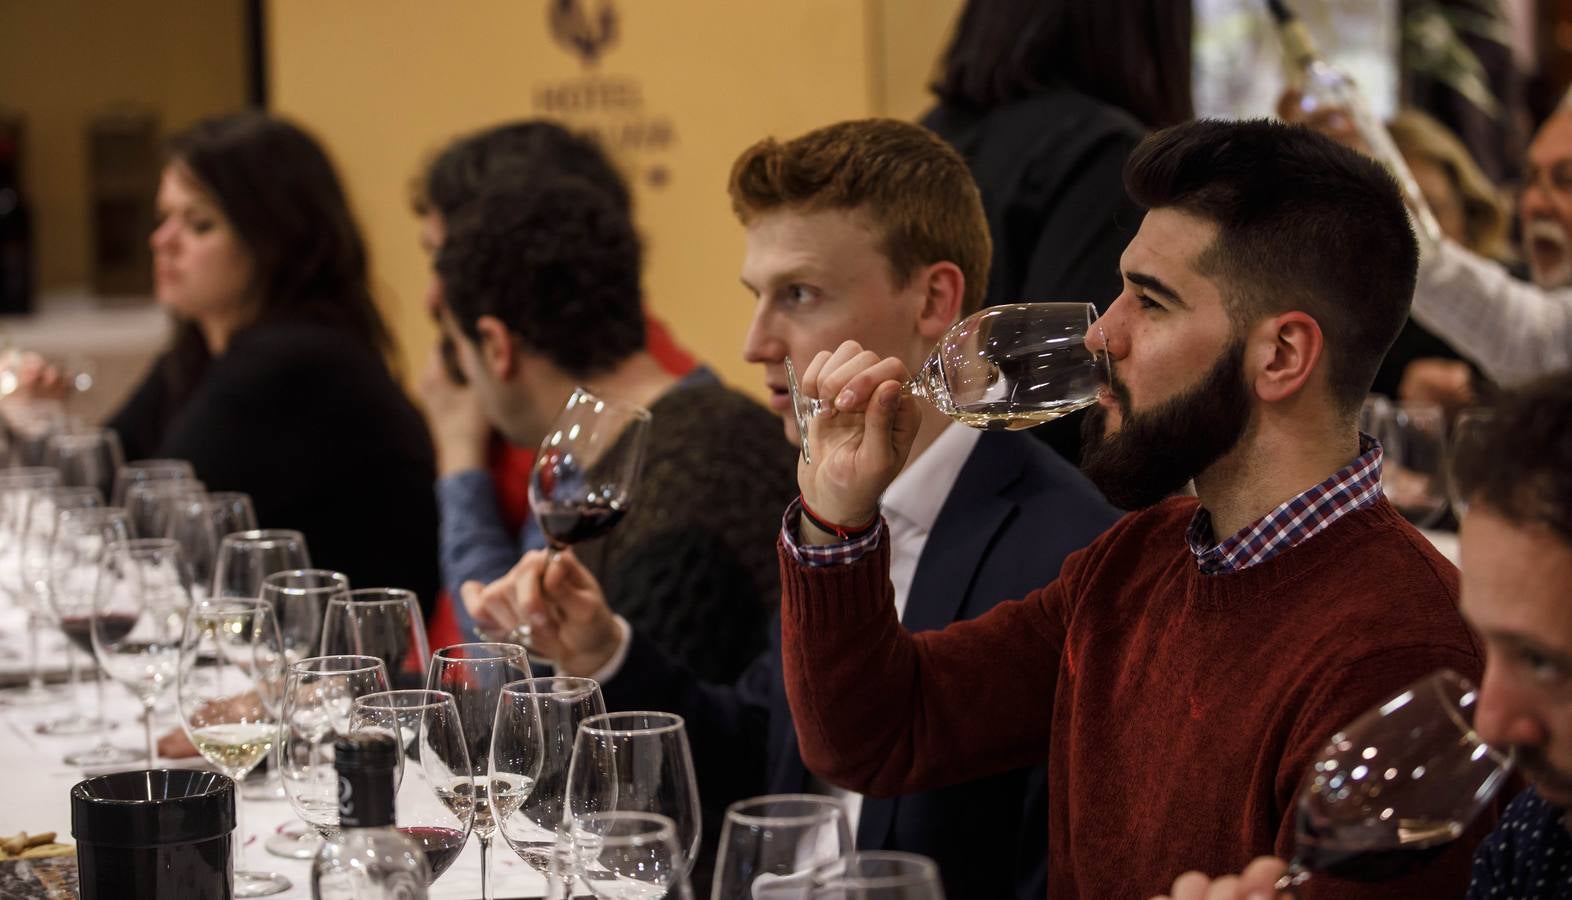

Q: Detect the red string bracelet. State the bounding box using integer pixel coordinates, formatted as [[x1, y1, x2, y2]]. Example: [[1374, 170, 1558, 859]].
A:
[[799, 494, 879, 542]]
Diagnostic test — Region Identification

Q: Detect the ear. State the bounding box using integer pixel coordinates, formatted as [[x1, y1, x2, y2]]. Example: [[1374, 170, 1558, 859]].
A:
[[473, 315, 520, 381], [1248, 311, 1323, 404], [914, 261, 967, 342]]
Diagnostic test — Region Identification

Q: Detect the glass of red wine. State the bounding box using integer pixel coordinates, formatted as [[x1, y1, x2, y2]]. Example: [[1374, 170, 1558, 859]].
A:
[[515, 388, 650, 650], [1275, 668, 1512, 893], [350, 689, 477, 885]]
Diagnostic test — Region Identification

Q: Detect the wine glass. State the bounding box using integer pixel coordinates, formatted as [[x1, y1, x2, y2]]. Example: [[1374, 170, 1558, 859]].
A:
[[124, 478, 205, 544], [512, 387, 650, 649], [573, 811, 686, 900], [20, 485, 103, 729], [212, 528, 311, 602], [350, 689, 477, 884], [712, 795, 853, 900], [566, 711, 702, 881], [91, 538, 192, 766], [1361, 397, 1449, 527], [786, 302, 1108, 463], [43, 427, 123, 500], [428, 643, 531, 900], [0, 467, 61, 618], [807, 852, 945, 899], [495, 676, 606, 872], [322, 588, 432, 690], [279, 656, 390, 840], [110, 458, 194, 507], [47, 505, 141, 765], [1445, 408, 1495, 519], [179, 597, 290, 897], [1271, 668, 1511, 893], [164, 489, 249, 595], [207, 491, 259, 537]]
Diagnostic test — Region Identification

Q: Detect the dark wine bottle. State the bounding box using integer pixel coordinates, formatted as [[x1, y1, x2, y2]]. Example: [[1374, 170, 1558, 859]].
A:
[[0, 119, 35, 315]]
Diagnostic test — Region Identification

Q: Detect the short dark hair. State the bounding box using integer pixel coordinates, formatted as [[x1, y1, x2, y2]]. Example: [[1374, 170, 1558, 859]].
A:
[[436, 175, 644, 378], [1454, 373, 1572, 544], [416, 120, 630, 220], [1124, 119, 1418, 414], [728, 118, 992, 315], [931, 0, 1193, 129]]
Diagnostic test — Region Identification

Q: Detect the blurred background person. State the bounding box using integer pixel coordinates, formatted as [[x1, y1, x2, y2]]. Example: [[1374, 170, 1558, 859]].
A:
[[107, 111, 439, 608], [921, 0, 1193, 465]]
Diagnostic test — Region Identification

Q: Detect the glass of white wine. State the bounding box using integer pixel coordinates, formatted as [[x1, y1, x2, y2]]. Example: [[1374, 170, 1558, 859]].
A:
[[178, 597, 291, 897], [786, 302, 1107, 463]]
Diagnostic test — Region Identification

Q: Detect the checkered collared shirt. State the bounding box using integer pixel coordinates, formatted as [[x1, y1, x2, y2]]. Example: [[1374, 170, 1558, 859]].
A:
[[1186, 433, 1385, 574], [781, 496, 887, 567]]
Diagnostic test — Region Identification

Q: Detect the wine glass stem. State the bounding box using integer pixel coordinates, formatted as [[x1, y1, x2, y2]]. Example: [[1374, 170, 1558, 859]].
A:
[[26, 614, 42, 694], [480, 833, 494, 900], [93, 669, 111, 742], [141, 698, 157, 766], [234, 781, 249, 871]]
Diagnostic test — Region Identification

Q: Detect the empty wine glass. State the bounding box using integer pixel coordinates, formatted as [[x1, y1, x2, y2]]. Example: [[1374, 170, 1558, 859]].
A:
[[44, 427, 123, 500], [213, 528, 311, 602], [574, 811, 685, 900], [322, 588, 432, 690], [495, 676, 606, 872], [0, 468, 61, 624], [48, 505, 141, 765], [351, 689, 477, 884], [110, 458, 194, 507], [1445, 408, 1495, 520], [207, 491, 258, 537], [567, 711, 702, 881], [179, 597, 290, 897], [125, 478, 205, 545], [713, 795, 853, 900], [279, 656, 390, 841], [786, 302, 1107, 463], [1272, 668, 1511, 893], [511, 388, 650, 651], [1361, 397, 1449, 527], [428, 643, 531, 900], [807, 852, 945, 899], [92, 538, 192, 766]]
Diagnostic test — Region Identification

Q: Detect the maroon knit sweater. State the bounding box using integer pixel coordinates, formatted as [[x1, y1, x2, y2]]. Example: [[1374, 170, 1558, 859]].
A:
[[779, 496, 1488, 899]]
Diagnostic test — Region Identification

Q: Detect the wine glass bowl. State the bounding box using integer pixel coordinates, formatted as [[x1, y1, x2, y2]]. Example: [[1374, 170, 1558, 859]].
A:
[[529, 387, 651, 551], [493, 676, 605, 872], [807, 851, 946, 899], [713, 794, 853, 900], [573, 811, 685, 900], [279, 655, 390, 840], [1445, 408, 1495, 519], [786, 302, 1107, 463], [322, 588, 431, 690], [1361, 397, 1449, 527], [1276, 668, 1511, 891]]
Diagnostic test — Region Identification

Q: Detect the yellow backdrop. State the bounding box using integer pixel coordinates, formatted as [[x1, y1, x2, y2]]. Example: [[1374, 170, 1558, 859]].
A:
[[267, 0, 960, 397]]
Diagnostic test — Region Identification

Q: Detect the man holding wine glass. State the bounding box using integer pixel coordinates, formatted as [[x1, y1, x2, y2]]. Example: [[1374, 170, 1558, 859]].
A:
[[773, 118, 1490, 899], [464, 117, 1120, 899], [1152, 371, 1572, 898], [428, 167, 798, 683]]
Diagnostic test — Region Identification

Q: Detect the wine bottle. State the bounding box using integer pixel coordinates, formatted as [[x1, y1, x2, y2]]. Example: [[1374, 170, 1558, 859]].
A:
[[1266, 0, 1443, 257], [312, 732, 431, 899], [0, 120, 34, 315]]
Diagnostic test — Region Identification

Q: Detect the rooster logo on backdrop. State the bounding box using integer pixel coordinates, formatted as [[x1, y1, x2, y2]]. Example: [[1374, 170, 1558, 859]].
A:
[[549, 0, 618, 68]]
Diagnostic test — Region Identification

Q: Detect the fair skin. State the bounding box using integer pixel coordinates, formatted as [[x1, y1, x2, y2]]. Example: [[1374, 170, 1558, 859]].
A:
[[801, 207, 1355, 542], [1518, 112, 1572, 289], [149, 164, 257, 354], [461, 205, 968, 672], [414, 211, 490, 477], [1151, 504, 1572, 899]]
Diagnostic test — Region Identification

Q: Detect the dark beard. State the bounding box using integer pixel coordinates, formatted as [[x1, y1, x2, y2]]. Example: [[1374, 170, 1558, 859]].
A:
[[1079, 340, 1252, 510]]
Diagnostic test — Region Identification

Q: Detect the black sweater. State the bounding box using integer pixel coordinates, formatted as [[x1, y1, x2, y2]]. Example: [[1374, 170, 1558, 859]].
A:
[[108, 321, 440, 613]]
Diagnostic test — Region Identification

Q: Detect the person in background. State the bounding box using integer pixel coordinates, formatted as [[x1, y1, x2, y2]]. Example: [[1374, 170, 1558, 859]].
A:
[[1374, 109, 1513, 416], [1149, 370, 1572, 900], [921, 0, 1193, 466], [109, 111, 438, 609], [411, 121, 699, 647], [434, 170, 795, 683], [463, 117, 1119, 900], [773, 120, 1487, 898]]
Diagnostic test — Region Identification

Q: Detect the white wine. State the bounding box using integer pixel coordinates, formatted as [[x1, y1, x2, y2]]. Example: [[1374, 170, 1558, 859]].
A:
[[948, 397, 1098, 431], [487, 772, 537, 822], [189, 722, 276, 774]]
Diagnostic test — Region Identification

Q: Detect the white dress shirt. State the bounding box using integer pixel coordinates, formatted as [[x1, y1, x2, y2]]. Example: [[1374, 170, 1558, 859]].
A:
[[1412, 238, 1572, 386]]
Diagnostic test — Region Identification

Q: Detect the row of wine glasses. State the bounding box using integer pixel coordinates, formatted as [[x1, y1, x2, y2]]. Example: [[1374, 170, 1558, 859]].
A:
[[1359, 396, 1496, 528]]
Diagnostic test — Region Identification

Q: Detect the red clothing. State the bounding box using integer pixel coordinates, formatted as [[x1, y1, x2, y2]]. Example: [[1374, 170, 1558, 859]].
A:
[[779, 496, 1487, 899]]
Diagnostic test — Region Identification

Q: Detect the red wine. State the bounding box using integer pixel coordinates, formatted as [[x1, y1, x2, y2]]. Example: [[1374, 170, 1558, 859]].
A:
[[398, 825, 467, 879], [537, 499, 626, 546], [1295, 809, 1460, 880], [60, 613, 137, 654]]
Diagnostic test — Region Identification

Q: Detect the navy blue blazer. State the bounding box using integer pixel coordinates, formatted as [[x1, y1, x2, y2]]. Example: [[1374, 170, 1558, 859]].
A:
[[601, 430, 1120, 899]]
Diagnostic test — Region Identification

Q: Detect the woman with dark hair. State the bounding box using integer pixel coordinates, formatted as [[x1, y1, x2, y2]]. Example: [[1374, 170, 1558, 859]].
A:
[[921, 0, 1193, 464], [109, 111, 439, 610]]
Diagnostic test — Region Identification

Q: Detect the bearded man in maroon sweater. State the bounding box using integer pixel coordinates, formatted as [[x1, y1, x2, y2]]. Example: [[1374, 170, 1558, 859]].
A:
[[778, 118, 1488, 899]]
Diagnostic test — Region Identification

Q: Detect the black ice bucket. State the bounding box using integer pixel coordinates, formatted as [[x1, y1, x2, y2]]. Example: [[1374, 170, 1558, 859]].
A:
[[70, 769, 235, 899]]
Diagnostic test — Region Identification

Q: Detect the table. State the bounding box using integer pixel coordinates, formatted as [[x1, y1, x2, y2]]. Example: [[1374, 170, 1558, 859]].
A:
[[0, 608, 554, 899]]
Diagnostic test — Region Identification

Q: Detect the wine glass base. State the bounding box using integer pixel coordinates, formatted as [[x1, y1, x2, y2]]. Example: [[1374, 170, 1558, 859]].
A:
[[4, 684, 64, 707], [36, 714, 102, 736], [263, 826, 322, 859], [234, 869, 291, 897], [64, 742, 141, 767]]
